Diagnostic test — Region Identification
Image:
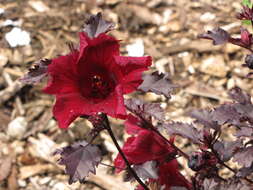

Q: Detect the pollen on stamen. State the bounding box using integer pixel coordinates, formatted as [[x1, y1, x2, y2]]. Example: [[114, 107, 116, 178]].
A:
[[90, 75, 111, 99]]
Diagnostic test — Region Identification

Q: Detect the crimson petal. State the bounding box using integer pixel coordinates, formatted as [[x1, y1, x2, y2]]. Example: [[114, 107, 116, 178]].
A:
[[43, 52, 80, 94], [114, 56, 152, 93]]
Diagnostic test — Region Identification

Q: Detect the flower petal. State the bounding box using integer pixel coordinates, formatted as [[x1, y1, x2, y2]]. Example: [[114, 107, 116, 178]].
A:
[[43, 52, 80, 94], [53, 93, 94, 128], [52, 85, 126, 129], [114, 129, 171, 172], [78, 32, 119, 70], [92, 84, 126, 119], [114, 56, 152, 94], [159, 162, 192, 190], [78, 32, 89, 62], [125, 114, 142, 135]]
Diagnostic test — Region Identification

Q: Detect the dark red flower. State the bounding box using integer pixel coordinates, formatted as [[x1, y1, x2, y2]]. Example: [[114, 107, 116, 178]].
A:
[[43, 20, 151, 129], [158, 161, 192, 190], [114, 115, 192, 190]]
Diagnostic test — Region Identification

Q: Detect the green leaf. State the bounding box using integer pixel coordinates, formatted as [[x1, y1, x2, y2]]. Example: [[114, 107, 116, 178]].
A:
[[242, 20, 252, 25], [242, 0, 253, 8]]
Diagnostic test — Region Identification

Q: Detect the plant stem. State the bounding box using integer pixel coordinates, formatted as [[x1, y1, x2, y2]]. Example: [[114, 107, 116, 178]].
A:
[[134, 114, 189, 160], [104, 115, 149, 190], [151, 127, 189, 159], [210, 147, 253, 184]]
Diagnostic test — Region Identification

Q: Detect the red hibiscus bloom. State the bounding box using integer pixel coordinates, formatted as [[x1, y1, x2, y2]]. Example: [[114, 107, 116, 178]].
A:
[[43, 15, 151, 129], [114, 115, 191, 190]]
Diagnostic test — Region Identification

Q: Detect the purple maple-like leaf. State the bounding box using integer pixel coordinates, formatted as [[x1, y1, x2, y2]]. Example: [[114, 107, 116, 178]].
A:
[[226, 88, 253, 123], [125, 98, 164, 121], [199, 27, 253, 51], [237, 164, 253, 178], [54, 141, 102, 184], [211, 105, 241, 126], [233, 146, 253, 168], [84, 12, 115, 39], [202, 178, 252, 190], [133, 161, 159, 181], [20, 59, 51, 84], [202, 178, 219, 190], [189, 104, 244, 130], [213, 140, 243, 162], [189, 109, 220, 130], [209, 87, 253, 127], [235, 127, 253, 138], [163, 122, 202, 144], [228, 87, 251, 104], [198, 27, 230, 45], [138, 71, 178, 99]]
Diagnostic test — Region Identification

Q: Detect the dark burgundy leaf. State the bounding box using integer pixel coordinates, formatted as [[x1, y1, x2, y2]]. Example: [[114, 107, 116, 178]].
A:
[[188, 87, 253, 129], [202, 179, 219, 190], [233, 104, 253, 123], [227, 102, 253, 124], [212, 87, 253, 125], [228, 87, 251, 105], [211, 105, 241, 126], [54, 141, 102, 184], [202, 178, 252, 190], [20, 59, 51, 84], [163, 122, 202, 144], [198, 28, 230, 45], [190, 104, 242, 130], [235, 127, 253, 138], [233, 146, 253, 168], [84, 12, 115, 39], [189, 109, 219, 130], [138, 71, 178, 99], [213, 140, 243, 162], [125, 98, 164, 121], [133, 161, 158, 181], [199, 27, 252, 50], [237, 164, 253, 178]]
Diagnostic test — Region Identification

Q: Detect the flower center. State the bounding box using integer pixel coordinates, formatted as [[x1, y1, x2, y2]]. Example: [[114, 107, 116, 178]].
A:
[[90, 75, 112, 99], [78, 62, 116, 100]]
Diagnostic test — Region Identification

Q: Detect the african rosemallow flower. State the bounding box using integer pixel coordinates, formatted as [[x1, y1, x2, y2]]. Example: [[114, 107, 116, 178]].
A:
[[114, 115, 192, 190], [21, 13, 152, 129]]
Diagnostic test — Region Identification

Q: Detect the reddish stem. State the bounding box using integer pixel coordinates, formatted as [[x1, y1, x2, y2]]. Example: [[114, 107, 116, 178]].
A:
[[151, 127, 189, 159], [210, 146, 253, 184], [104, 115, 149, 190]]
